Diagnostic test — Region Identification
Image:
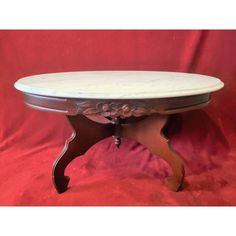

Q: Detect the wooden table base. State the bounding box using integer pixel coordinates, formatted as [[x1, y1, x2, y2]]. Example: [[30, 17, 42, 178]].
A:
[[52, 114, 185, 193]]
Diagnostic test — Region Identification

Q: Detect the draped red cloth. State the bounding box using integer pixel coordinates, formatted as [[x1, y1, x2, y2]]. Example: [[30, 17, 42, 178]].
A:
[[0, 30, 235, 206]]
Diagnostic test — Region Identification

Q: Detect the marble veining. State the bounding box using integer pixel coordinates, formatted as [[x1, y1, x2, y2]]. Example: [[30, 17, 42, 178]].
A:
[[14, 71, 224, 99]]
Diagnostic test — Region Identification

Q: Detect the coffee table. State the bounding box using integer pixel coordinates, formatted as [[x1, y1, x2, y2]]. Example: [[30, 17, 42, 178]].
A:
[[14, 71, 224, 193]]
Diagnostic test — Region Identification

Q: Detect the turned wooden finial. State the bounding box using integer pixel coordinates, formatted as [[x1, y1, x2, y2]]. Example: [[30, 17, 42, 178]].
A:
[[112, 117, 122, 148]]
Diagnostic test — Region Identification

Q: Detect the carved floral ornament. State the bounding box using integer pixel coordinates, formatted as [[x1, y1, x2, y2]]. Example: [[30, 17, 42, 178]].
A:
[[75, 100, 158, 118]]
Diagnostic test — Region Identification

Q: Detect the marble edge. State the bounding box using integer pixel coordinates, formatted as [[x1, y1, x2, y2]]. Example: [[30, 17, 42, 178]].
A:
[[14, 70, 222, 79], [14, 80, 224, 99]]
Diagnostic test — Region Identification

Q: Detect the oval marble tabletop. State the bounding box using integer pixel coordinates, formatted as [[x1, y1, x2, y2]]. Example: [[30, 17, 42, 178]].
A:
[[14, 71, 224, 99]]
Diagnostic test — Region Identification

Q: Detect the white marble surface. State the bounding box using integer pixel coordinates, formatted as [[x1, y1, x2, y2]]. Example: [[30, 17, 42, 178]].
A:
[[14, 71, 224, 99]]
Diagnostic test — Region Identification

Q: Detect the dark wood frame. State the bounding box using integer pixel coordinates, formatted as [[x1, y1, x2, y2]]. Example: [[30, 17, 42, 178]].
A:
[[24, 93, 210, 116], [23, 93, 210, 193]]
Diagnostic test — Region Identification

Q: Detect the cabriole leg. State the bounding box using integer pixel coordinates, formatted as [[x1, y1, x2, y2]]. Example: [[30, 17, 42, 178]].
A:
[[52, 115, 113, 193], [122, 114, 185, 191]]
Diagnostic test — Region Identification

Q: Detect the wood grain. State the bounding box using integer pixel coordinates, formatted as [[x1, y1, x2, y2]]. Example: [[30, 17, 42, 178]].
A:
[[53, 114, 184, 193]]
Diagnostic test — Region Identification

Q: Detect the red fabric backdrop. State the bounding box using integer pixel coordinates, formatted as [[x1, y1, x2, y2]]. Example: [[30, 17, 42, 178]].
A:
[[0, 30, 236, 206]]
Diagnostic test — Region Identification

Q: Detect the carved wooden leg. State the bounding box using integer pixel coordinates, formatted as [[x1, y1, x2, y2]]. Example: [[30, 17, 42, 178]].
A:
[[122, 114, 185, 191], [52, 115, 113, 193]]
